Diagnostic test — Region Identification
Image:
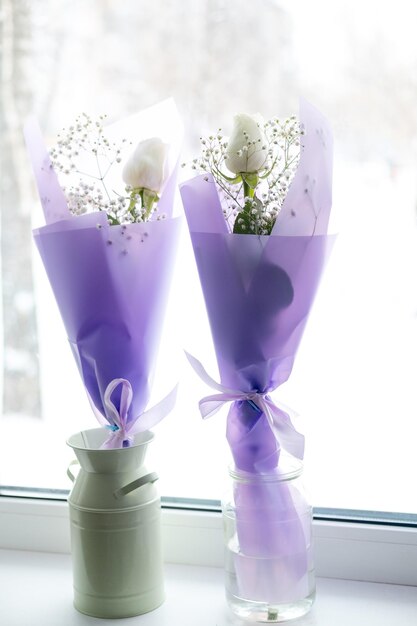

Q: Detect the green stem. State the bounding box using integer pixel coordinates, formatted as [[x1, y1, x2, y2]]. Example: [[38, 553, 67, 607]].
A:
[[212, 172, 244, 209], [100, 207, 119, 226], [127, 188, 141, 220], [128, 187, 158, 221], [243, 179, 250, 199], [143, 196, 155, 221], [242, 172, 258, 199], [95, 153, 111, 203]]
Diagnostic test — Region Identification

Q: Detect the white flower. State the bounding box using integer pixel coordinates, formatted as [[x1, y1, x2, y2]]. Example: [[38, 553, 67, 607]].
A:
[[225, 113, 268, 175], [122, 137, 168, 193]]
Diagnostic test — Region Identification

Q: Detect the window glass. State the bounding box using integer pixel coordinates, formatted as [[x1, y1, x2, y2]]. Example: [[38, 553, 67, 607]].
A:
[[1, 0, 416, 517]]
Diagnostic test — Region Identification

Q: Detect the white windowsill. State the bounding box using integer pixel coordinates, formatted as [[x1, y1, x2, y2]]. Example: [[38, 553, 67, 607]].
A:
[[1, 548, 417, 626], [1, 497, 417, 625]]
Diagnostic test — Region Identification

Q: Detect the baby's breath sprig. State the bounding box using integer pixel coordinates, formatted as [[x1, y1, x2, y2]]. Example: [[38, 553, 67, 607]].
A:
[[184, 114, 303, 235], [49, 114, 167, 225]]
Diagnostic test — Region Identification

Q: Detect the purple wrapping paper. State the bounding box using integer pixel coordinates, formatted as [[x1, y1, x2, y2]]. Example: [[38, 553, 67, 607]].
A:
[[34, 215, 180, 427], [230, 470, 314, 603], [181, 99, 334, 603], [25, 101, 182, 444]]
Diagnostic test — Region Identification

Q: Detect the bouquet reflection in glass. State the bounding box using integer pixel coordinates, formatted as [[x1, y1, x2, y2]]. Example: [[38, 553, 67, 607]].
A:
[[182, 99, 334, 622]]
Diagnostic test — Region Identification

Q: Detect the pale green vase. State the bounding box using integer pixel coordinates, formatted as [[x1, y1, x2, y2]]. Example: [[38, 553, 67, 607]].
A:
[[66, 428, 164, 618]]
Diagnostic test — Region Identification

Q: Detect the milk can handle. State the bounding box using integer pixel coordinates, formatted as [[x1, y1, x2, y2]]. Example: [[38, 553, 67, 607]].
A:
[[114, 472, 159, 500], [67, 460, 80, 483]]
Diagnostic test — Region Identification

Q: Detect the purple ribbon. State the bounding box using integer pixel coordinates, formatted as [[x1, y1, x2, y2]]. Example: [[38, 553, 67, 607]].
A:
[[88, 378, 178, 449], [185, 352, 304, 460]]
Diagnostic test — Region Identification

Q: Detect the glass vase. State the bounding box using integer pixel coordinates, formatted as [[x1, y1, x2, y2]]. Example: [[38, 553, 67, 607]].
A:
[[222, 460, 315, 622]]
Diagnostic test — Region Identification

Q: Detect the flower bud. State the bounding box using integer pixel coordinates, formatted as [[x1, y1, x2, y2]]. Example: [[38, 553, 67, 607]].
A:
[[225, 113, 268, 174], [122, 137, 168, 192]]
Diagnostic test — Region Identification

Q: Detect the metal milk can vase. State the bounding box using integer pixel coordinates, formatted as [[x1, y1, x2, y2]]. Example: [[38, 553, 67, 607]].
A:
[[66, 427, 164, 618]]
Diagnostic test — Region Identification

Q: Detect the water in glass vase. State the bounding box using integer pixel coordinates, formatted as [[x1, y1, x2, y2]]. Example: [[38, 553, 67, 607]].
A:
[[224, 532, 315, 622], [222, 463, 315, 622]]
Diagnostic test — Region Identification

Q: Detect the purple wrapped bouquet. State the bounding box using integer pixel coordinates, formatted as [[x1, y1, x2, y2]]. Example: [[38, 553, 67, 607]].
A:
[[181, 99, 335, 612], [25, 101, 181, 448]]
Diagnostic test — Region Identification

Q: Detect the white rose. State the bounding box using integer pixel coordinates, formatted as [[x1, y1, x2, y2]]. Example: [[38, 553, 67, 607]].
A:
[[225, 113, 268, 175], [122, 137, 168, 193]]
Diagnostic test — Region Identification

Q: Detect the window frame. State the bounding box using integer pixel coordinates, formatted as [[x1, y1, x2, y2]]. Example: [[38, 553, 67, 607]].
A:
[[1, 495, 416, 586], [2, 2, 417, 586]]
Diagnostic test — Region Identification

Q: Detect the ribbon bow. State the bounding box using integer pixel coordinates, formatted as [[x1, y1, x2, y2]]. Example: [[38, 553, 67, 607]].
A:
[[89, 378, 178, 449], [185, 352, 304, 460]]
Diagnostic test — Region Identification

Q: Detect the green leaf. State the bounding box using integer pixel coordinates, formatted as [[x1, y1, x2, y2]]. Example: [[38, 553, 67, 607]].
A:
[[142, 189, 159, 220], [143, 189, 158, 210], [241, 172, 259, 189], [233, 210, 253, 234], [219, 171, 242, 184], [232, 195, 276, 235], [211, 163, 242, 185]]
